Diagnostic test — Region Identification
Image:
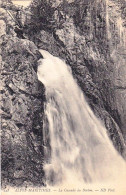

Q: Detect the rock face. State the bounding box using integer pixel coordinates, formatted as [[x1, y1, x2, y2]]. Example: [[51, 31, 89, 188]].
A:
[[0, 7, 45, 187], [1, 0, 126, 188]]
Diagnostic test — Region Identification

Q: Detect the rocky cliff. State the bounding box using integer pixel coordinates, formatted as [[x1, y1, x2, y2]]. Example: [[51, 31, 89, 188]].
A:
[[0, 5, 45, 187], [1, 0, 126, 187]]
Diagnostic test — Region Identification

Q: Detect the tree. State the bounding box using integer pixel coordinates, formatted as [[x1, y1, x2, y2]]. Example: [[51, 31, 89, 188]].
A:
[[29, 0, 55, 33]]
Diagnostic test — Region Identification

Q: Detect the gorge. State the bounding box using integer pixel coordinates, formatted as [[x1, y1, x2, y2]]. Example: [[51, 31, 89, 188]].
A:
[[0, 0, 126, 187]]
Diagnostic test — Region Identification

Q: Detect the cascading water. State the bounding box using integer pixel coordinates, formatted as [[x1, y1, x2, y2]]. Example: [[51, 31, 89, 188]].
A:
[[37, 50, 126, 186]]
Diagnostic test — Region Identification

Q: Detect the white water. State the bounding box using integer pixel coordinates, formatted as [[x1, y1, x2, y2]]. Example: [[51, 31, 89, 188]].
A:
[[37, 50, 126, 186]]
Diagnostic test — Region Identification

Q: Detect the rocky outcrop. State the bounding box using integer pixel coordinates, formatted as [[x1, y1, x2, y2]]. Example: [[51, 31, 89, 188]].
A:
[[0, 7, 45, 187]]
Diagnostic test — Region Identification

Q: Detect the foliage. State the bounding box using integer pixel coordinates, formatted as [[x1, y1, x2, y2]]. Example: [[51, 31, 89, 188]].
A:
[[29, 0, 56, 33]]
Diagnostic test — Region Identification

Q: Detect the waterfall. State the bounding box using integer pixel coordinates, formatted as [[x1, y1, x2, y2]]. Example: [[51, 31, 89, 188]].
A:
[[37, 50, 126, 186]]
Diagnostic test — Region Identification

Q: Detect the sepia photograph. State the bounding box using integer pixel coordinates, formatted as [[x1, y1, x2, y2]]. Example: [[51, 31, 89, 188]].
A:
[[0, 0, 126, 194]]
